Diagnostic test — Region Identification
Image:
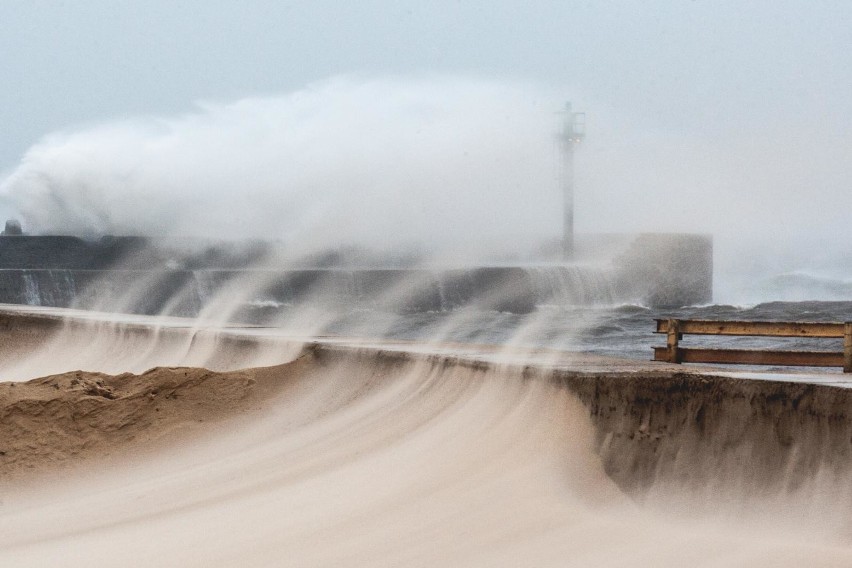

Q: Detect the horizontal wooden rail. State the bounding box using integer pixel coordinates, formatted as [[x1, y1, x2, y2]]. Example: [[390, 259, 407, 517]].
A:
[[655, 319, 846, 338], [653, 319, 852, 372]]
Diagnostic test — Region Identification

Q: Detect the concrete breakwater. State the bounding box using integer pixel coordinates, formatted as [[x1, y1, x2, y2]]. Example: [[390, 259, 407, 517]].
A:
[[0, 266, 618, 315], [0, 233, 713, 312]]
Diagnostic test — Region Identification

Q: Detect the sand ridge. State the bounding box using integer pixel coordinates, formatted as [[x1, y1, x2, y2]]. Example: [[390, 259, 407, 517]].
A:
[[0, 354, 311, 487]]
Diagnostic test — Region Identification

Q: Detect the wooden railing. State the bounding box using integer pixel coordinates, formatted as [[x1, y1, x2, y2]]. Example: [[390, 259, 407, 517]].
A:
[[653, 319, 852, 372]]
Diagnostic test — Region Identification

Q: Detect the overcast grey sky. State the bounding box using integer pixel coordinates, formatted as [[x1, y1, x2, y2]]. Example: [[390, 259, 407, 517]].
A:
[[2, 0, 850, 171], [1, 0, 851, 287]]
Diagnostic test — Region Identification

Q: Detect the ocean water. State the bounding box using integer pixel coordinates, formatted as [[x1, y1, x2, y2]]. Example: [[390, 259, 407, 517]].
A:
[[6, 262, 852, 373], [239, 300, 852, 372]]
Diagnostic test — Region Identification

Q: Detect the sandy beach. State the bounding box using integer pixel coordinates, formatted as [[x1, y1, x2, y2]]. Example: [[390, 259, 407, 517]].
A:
[[1, 310, 852, 566]]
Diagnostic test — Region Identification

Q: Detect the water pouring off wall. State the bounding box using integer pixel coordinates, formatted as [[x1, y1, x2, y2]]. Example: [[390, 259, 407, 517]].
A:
[[0, 231, 712, 317]]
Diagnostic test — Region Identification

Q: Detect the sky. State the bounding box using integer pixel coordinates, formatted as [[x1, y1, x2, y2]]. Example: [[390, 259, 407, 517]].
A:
[[0, 0, 850, 278], [1, 0, 848, 164]]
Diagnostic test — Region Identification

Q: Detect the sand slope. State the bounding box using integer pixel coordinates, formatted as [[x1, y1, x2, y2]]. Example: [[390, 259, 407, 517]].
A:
[[2, 346, 852, 566]]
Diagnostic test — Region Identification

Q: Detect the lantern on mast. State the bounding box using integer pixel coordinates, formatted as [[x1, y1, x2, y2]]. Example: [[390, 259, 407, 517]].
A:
[[560, 102, 585, 259]]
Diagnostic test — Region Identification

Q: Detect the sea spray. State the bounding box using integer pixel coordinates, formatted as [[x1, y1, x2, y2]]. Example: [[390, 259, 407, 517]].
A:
[[0, 77, 562, 258]]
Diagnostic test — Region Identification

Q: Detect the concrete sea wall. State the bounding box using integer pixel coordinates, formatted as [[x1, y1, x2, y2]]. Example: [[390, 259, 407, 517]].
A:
[[0, 233, 713, 312]]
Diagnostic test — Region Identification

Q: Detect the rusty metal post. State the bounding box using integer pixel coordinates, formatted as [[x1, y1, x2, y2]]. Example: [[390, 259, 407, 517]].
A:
[[844, 323, 852, 373], [667, 319, 681, 364]]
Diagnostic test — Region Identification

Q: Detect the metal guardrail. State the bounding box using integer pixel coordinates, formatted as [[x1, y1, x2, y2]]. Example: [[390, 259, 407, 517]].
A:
[[653, 319, 852, 372]]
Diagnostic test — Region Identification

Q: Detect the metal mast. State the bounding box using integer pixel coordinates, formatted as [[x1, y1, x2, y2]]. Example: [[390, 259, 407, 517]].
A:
[[560, 102, 585, 260]]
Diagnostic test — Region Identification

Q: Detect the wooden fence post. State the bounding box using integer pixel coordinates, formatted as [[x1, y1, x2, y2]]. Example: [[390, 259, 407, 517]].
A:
[[844, 323, 852, 373], [667, 318, 681, 364]]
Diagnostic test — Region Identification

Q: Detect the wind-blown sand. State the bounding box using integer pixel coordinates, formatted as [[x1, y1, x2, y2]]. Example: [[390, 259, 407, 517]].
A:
[[1, 311, 852, 566]]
